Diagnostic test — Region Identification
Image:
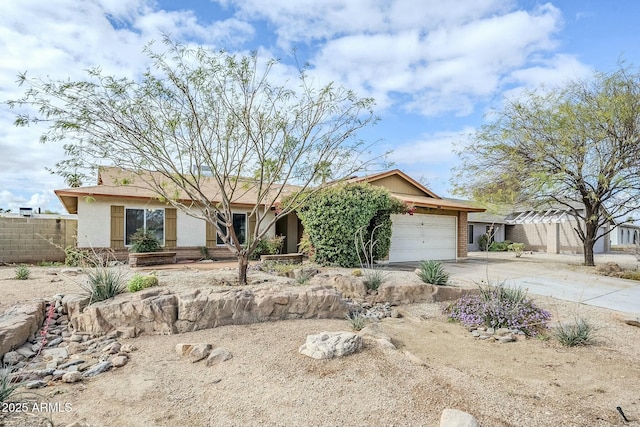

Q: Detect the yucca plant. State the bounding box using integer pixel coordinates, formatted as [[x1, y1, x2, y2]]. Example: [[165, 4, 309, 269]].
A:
[[81, 266, 127, 303], [14, 264, 30, 280], [417, 260, 449, 285], [363, 268, 386, 291], [347, 312, 368, 331], [554, 317, 596, 347], [0, 365, 20, 403]]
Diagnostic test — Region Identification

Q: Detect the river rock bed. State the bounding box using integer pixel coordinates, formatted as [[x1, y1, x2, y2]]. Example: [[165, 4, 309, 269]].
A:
[[3, 297, 134, 388]]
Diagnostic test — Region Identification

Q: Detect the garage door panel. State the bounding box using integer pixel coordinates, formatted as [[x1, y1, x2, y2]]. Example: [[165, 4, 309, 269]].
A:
[[389, 214, 456, 262]]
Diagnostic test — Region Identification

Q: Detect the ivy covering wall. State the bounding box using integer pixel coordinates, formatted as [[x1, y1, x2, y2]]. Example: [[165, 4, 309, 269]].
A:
[[296, 183, 406, 267]]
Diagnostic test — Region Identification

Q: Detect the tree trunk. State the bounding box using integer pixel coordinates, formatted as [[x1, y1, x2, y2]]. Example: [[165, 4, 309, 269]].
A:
[[237, 254, 249, 285], [582, 222, 598, 267]]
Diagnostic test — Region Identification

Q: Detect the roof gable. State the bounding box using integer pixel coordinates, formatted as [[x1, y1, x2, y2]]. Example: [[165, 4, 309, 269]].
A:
[[349, 169, 440, 199]]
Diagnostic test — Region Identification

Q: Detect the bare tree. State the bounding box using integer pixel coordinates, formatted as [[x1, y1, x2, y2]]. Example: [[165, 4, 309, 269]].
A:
[[8, 36, 385, 283], [455, 65, 640, 266]]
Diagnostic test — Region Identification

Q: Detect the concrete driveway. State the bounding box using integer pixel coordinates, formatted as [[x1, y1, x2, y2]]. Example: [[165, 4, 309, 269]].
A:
[[439, 252, 640, 315]]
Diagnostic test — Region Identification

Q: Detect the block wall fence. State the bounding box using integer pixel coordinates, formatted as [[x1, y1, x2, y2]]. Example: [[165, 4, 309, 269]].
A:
[[0, 217, 77, 264]]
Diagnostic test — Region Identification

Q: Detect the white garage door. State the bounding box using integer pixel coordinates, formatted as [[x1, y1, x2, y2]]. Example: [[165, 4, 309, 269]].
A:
[[388, 214, 457, 262]]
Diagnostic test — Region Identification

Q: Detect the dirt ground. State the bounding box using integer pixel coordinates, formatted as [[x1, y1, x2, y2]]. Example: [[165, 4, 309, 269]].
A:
[[1, 253, 640, 427]]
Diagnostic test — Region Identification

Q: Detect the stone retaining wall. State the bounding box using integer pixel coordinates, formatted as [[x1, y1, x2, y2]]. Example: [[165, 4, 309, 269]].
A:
[[65, 285, 348, 337]]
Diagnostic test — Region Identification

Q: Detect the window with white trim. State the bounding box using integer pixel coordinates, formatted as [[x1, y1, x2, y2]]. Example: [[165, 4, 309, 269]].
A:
[[125, 208, 165, 246]]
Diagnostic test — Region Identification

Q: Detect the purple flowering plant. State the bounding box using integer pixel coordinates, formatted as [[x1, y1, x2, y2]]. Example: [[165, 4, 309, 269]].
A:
[[444, 281, 551, 336]]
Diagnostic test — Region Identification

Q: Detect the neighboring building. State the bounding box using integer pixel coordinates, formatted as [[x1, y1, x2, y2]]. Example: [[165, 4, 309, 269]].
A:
[[469, 206, 612, 254], [609, 222, 640, 247], [55, 167, 484, 262], [466, 212, 508, 252]]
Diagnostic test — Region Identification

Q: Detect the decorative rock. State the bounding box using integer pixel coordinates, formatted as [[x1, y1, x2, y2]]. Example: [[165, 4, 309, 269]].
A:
[[103, 342, 121, 354], [15, 345, 36, 358], [42, 347, 68, 361], [498, 335, 515, 343], [298, 332, 362, 360], [60, 268, 83, 276], [25, 380, 47, 389], [0, 301, 46, 357], [46, 360, 58, 369], [69, 334, 83, 343], [205, 348, 232, 367], [111, 355, 128, 367], [486, 327, 495, 335], [3, 351, 25, 365], [121, 344, 137, 353], [440, 409, 481, 427], [176, 343, 194, 357], [47, 337, 63, 347], [58, 359, 85, 370], [83, 361, 113, 377], [189, 343, 212, 363], [624, 317, 640, 327], [471, 331, 480, 337], [495, 328, 511, 336], [62, 371, 83, 383]]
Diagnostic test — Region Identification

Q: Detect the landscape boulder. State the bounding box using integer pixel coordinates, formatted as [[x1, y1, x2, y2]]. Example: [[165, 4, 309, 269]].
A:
[[440, 409, 481, 427], [0, 301, 45, 358], [298, 331, 363, 360]]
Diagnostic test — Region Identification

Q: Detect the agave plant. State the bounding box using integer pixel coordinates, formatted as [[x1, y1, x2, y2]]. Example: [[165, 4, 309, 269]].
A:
[[417, 260, 449, 285]]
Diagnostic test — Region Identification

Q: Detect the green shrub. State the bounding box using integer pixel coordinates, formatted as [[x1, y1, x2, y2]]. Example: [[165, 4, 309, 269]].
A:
[[0, 365, 20, 403], [554, 318, 596, 347], [249, 236, 285, 260], [81, 266, 127, 303], [37, 261, 64, 267], [65, 245, 86, 267], [14, 265, 30, 280], [417, 260, 449, 285], [478, 234, 490, 251], [488, 240, 512, 252], [295, 269, 314, 285], [129, 229, 161, 253], [352, 269, 362, 277], [127, 273, 159, 292], [295, 183, 406, 267], [347, 312, 368, 331], [363, 269, 386, 291], [263, 262, 298, 275], [297, 231, 315, 258], [508, 242, 525, 257]]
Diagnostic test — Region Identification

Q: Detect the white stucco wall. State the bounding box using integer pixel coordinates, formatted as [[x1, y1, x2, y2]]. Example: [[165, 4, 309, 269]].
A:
[[76, 196, 277, 248]]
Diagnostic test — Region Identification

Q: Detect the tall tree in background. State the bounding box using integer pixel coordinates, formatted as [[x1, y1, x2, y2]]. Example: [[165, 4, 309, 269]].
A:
[[454, 65, 640, 266], [8, 36, 383, 283]]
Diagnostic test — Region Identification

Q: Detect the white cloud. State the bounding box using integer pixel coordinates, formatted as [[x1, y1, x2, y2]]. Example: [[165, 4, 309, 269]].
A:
[[389, 127, 475, 165], [0, 0, 256, 213]]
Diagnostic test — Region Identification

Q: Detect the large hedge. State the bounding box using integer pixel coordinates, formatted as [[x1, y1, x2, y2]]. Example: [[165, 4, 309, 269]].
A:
[[296, 183, 406, 267]]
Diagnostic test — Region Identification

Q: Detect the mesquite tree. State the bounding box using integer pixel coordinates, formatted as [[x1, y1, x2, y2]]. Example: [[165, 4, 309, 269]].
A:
[[454, 65, 640, 266], [9, 36, 383, 283]]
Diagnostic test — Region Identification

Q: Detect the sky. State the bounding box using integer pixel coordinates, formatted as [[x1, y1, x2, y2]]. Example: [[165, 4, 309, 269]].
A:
[[1, 0, 640, 214]]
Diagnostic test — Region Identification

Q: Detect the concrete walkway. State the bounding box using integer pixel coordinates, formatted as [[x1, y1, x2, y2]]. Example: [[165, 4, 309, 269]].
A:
[[441, 252, 640, 315]]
